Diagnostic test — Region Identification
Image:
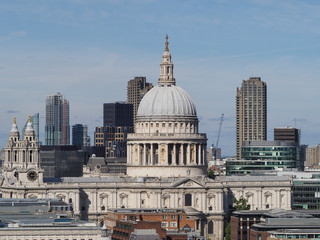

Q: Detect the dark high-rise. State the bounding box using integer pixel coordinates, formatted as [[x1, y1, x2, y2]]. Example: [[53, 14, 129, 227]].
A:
[[72, 124, 90, 147], [102, 102, 133, 158], [103, 102, 133, 128], [274, 127, 299, 144], [45, 93, 70, 145]]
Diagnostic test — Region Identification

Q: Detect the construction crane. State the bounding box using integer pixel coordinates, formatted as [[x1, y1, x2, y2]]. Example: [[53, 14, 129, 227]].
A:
[[213, 114, 224, 160]]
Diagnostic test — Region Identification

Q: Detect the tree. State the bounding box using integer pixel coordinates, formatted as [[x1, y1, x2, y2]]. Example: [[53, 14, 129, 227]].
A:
[[207, 170, 215, 179], [224, 222, 231, 240], [224, 196, 250, 240], [233, 196, 251, 211]]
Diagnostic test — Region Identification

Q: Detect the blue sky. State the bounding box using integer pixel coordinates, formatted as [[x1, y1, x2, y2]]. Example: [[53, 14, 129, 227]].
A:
[[1, 0, 320, 156]]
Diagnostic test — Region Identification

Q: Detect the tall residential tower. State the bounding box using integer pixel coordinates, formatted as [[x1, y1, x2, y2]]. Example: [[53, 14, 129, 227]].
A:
[[127, 77, 153, 126], [236, 77, 267, 159], [45, 93, 70, 145]]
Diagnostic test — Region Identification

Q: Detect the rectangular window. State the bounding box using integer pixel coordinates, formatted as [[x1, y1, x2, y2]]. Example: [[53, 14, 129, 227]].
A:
[[170, 222, 177, 227], [185, 193, 192, 206], [171, 215, 176, 219], [163, 215, 167, 220], [161, 221, 168, 228]]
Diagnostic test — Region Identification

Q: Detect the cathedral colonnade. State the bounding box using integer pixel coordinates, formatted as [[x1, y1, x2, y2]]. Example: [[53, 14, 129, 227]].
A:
[[127, 142, 207, 166]]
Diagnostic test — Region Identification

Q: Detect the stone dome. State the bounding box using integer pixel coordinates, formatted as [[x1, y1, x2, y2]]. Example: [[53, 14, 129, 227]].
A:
[[137, 35, 197, 119], [137, 84, 197, 118]]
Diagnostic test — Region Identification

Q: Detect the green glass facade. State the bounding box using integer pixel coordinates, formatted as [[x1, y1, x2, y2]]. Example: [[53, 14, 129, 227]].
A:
[[242, 146, 297, 161], [226, 159, 295, 175], [293, 179, 320, 210], [227, 141, 299, 175]]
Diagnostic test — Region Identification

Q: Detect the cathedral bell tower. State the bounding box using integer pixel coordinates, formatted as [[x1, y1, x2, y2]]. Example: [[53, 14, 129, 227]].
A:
[[158, 34, 175, 86], [2, 116, 43, 186]]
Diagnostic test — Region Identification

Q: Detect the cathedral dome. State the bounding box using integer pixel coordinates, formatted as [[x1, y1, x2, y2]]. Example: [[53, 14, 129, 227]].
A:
[[137, 84, 197, 118], [137, 35, 197, 119]]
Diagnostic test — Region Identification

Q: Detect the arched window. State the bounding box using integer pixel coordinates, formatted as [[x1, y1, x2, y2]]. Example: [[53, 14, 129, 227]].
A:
[[208, 221, 214, 234]]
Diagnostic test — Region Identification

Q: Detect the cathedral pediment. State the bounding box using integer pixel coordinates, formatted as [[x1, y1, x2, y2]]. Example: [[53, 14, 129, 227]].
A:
[[171, 178, 205, 188]]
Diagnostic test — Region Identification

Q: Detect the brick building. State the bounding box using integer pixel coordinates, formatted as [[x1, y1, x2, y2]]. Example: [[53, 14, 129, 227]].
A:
[[104, 208, 203, 239]]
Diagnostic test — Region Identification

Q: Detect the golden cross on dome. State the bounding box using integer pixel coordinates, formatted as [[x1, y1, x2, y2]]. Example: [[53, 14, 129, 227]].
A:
[[14, 116, 16, 124], [165, 34, 169, 51], [28, 114, 31, 122]]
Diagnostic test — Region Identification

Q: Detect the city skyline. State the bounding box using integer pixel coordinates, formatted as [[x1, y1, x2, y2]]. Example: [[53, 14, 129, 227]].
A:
[[1, 0, 320, 155]]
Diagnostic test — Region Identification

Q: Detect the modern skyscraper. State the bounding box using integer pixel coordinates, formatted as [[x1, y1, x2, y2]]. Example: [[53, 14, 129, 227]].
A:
[[103, 102, 133, 128], [102, 102, 133, 158], [45, 93, 70, 145], [72, 124, 90, 147], [236, 77, 267, 159], [127, 77, 153, 126], [22, 113, 39, 141], [63, 98, 70, 145]]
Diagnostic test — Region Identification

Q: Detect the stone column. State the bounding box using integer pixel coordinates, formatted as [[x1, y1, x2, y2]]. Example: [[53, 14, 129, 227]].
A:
[[130, 144, 133, 164], [218, 192, 223, 211], [180, 144, 184, 165], [151, 144, 154, 165], [187, 144, 191, 165], [198, 144, 201, 165], [127, 144, 131, 164], [193, 144, 197, 165], [138, 144, 141, 165], [202, 144, 206, 165], [89, 191, 94, 212], [275, 190, 279, 208], [74, 191, 80, 215], [143, 144, 146, 166], [166, 144, 169, 165], [173, 144, 176, 165], [156, 144, 159, 165]]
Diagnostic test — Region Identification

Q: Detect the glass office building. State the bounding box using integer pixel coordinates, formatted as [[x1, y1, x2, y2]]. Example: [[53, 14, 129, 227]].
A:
[[227, 141, 300, 175]]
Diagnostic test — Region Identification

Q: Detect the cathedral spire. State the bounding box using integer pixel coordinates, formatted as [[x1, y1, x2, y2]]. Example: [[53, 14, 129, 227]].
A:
[[165, 34, 169, 52], [10, 116, 19, 133], [25, 114, 34, 133], [158, 35, 175, 86]]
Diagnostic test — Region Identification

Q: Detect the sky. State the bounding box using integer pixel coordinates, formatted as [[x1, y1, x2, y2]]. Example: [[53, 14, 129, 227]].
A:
[[1, 0, 320, 156]]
